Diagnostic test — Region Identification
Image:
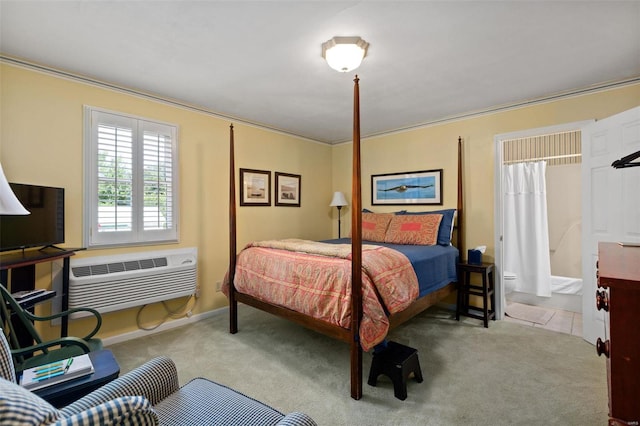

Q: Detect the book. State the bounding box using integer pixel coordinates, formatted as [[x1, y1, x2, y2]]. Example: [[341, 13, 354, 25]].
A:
[[20, 354, 94, 391]]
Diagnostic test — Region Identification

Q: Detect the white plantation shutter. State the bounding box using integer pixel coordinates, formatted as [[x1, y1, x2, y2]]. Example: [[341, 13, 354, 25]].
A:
[[142, 124, 174, 231], [97, 118, 134, 234], [85, 107, 178, 247]]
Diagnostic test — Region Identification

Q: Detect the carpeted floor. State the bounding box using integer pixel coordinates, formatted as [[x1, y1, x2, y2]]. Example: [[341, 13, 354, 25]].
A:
[[108, 304, 608, 426]]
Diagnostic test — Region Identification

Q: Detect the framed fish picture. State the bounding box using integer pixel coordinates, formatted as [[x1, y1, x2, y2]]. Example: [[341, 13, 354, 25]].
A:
[[371, 169, 442, 205]]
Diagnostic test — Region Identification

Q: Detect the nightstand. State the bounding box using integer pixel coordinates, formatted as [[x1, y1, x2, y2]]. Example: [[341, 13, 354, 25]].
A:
[[456, 261, 495, 328]]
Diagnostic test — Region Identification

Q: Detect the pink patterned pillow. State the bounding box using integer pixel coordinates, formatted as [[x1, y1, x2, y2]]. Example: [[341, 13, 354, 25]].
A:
[[384, 214, 443, 245], [359, 213, 393, 242]]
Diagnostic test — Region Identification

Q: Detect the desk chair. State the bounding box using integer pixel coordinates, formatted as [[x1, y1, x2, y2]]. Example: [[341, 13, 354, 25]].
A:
[[0, 283, 103, 373]]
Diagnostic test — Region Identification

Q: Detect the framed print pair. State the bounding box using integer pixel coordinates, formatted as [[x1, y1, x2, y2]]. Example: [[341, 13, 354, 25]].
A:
[[239, 169, 301, 207]]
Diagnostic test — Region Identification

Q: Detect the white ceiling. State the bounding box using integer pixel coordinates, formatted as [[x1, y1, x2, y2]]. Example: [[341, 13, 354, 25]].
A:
[[1, 1, 639, 144]]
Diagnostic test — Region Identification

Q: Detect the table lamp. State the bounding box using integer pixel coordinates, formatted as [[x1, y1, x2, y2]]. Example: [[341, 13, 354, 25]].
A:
[[329, 191, 348, 238]]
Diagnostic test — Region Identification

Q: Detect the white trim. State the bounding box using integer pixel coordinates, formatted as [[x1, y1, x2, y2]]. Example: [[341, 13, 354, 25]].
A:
[[102, 307, 226, 346], [83, 106, 92, 249]]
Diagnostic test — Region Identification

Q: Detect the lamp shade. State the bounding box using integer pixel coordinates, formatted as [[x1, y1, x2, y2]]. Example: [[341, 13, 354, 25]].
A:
[[0, 163, 30, 215], [322, 36, 369, 73], [329, 191, 348, 207]]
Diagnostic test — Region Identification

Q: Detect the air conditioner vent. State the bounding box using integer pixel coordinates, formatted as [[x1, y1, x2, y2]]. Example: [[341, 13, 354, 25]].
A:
[[153, 257, 168, 267], [91, 264, 109, 275], [72, 257, 172, 277], [107, 262, 125, 274], [72, 266, 91, 278], [124, 261, 141, 271], [139, 259, 155, 269], [68, 248, 197, 317]]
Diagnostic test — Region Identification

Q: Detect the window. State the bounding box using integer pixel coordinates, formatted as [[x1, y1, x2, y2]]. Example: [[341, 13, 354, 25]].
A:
[[84, 107, 178, 248]]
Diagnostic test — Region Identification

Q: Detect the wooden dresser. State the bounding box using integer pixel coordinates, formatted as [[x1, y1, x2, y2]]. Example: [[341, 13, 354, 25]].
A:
[[596, 242, 640, 426]]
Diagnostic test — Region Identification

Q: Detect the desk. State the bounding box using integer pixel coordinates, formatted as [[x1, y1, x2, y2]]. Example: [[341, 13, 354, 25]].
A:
[[31, 349, 120, 408], [1, 248, 81, 343]]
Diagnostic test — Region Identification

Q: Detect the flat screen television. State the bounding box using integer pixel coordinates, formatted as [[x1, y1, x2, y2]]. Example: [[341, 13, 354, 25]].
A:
[[0, 183, 65, 252]]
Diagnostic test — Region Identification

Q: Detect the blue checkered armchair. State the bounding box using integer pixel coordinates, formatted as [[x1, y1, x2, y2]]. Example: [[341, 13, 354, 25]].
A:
[[1, 329, 316, 425]]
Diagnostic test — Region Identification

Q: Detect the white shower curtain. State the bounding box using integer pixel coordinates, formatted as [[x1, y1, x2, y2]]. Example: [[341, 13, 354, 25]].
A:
[[503, 161, 552, 297]]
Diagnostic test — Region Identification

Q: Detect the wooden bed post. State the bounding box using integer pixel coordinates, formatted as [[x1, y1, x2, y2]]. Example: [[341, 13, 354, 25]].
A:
[[350, 76, 363, 400], [229, 124, 238, 334], [457, 136, 464, 254]]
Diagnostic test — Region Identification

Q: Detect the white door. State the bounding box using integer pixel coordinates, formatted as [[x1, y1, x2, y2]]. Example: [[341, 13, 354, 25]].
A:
[[581, 106, 640, 344]]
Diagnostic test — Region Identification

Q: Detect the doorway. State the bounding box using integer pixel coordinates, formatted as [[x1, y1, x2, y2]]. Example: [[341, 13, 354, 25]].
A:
[[493, 121, 593, 321]]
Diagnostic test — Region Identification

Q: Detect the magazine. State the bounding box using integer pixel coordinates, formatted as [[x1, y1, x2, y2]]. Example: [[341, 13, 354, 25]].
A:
[[20, 354, 94, 391]]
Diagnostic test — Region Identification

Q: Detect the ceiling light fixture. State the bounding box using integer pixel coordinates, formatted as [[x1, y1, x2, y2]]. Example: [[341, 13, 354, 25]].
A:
[[322, 36, 369, 73]]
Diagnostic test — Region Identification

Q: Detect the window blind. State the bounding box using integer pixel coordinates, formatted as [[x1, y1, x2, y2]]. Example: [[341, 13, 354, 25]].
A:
[[503, 130, 581, 166]]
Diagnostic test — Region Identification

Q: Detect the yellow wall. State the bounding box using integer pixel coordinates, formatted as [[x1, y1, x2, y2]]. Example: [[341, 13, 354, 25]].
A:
[[332, 83, 640, 262], [1, 63, 333, 340], [2, 61, 639, 342]]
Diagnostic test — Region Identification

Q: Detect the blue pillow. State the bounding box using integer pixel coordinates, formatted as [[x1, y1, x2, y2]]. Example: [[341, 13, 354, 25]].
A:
[[396, 209, 456, 246]]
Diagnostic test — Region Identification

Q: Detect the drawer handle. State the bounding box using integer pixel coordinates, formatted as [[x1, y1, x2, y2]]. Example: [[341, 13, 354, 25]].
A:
[[595, 290, 609, 311], [596, 338, 610, 358]]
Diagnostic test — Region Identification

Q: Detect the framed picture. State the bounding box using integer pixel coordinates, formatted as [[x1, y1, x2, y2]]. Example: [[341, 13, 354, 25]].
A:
[[371, 169, 443, 205], [275, 172, 301, 207], [240, 168, 271, 206]]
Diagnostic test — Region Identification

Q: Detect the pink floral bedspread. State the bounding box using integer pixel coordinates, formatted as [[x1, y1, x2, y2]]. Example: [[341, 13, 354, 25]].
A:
[[223, 239, 418, 351]]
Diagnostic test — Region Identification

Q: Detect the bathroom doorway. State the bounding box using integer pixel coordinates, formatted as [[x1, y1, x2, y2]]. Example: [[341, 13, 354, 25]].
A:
[[493, 121, 592, 320]]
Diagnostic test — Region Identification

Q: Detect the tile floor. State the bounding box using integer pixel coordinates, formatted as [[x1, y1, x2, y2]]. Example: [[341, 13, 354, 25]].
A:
[[504, 305, 583, 337]]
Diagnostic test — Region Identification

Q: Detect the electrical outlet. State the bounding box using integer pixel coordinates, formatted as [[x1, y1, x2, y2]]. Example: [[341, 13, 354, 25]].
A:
[[216, 281, 222, 292]]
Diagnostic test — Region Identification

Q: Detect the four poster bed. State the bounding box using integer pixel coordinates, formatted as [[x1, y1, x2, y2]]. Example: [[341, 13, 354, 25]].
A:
[[226, 77, 464, 400]]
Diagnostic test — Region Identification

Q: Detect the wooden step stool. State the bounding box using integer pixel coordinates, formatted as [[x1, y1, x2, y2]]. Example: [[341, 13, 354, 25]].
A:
[[367, 341, 423, 400]]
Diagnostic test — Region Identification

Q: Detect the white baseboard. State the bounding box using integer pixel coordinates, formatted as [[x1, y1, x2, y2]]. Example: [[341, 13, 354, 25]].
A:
[[102, 306, 228, 347]]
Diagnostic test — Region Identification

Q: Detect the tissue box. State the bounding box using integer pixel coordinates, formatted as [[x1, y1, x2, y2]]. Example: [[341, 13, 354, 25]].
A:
[[468, 249, 483, 265]]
